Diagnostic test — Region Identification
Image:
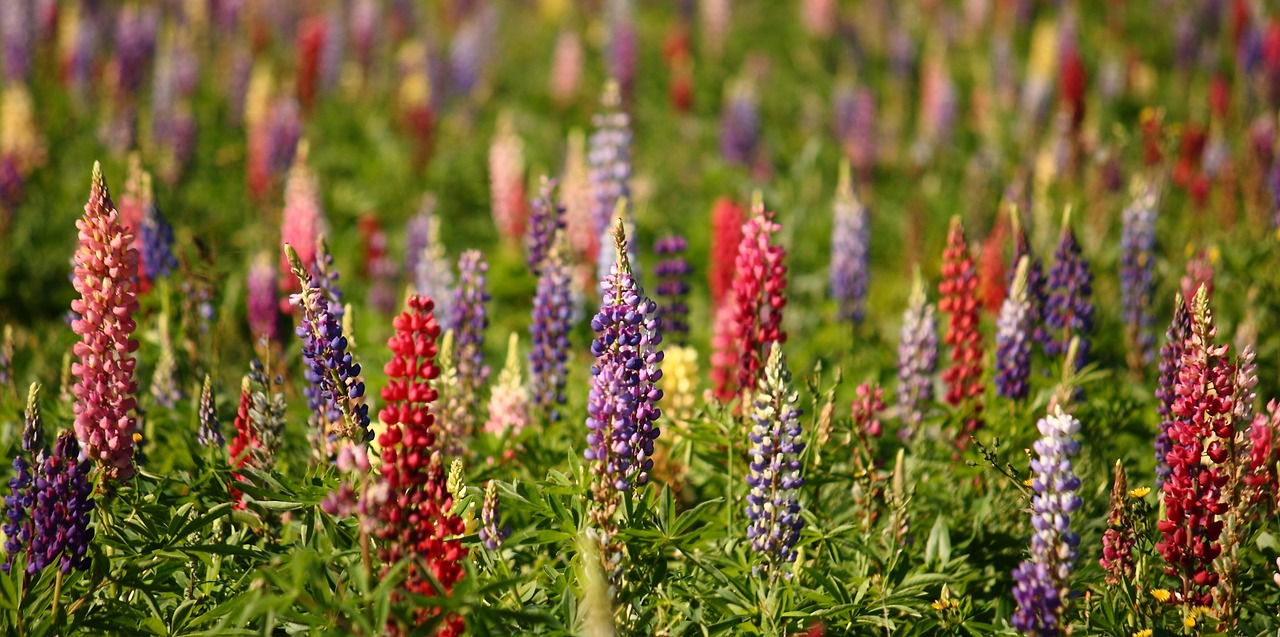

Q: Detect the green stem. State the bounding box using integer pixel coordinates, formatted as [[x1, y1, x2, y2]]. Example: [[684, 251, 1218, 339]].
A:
[[50, 569, 63, 620]]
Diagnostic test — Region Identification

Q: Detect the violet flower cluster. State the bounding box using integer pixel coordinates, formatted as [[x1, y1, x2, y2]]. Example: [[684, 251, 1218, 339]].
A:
[[585, 220, 664, 522], [745, 343, 805, 579], [529, 242, 573, 421], [26, 432, 95, 575], [588, 82, 632, 244], [896, 272, 937, 439], [1155, 296, 1191, 487], [313, 235, 345, 320], [995, 258, 1034, 400], [1010, 215, 1048, 349], [526, 177, 565, 273], [406, 194, 454, 326], [287, 245, 369, 445], [1044, 223, 1094, 372], [452, 250, 491, 431], [1119, 183, 1159, 367], [829, 163, 870, 325], [138, 189, 178, 283], [1011, 408, 1083, 637], [653, 235, 692, 344], [720, 80, 759, 168]]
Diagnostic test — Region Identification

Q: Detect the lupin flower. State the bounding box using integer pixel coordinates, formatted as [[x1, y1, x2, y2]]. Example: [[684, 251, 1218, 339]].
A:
[[720, 79, 760, 168], [653, 235, 692, 343], [484, 334, 530, 436], [584, 219, 664, 559], [710, 300, 738, 402], [1, 0, 31, 83], [451, 250, 490, 439], [607, 2, 637, 98], [479, 480, 508, 550], [897, 271, 938, 439], [406, 194, 454, 325], [1100, 461, 1136, 585], [732, 199, 788, 400], [938, 216, 984, 437], [3, 384, 42, 573], [1154, 296, 1190, 487], [247, 254, 281, 343], [529, 241, 573, 421], [150, 323, 181, 409], [995, 258, 1034, 400], [70, 163, 141, 480], [1011, 407, 1083, 636], [829, 162, 870, 325], [562, 130, 596, 265], [489, 113, 528, 245], [1180, 249, 1214, 306], [449, 7, 493, 98], [1008, 210, 1048, 348], [374, 295, 467, 635], [22, 431, 95, 575], [136, 173, 178, 287], [832, 85, 876, 180], [1156, 285, 1233, 607], [433, 330, 469, 457], [978, 221, 1009, 314], [526, 177, 565, 273], [197, 374, 223, 448], [710, 197, 745, 308], [851, 382, 885, 439], [588, 82, 632, 246], [266, 97, 302, 179], [661, 345, 699, 422], [1044, 217, 1094, 374], [745, 343, 805, 579], [295, 15, 326, 112], [247, 358, 288, 469], [278, 142, 325, 310], [1244, 400, 1280, 511], [358, 215, 398, 315], [1120, 182, 1159, 369], [549, 28, 583, 106], [313, 235, 344, 320], [287, 245, 370, 445]]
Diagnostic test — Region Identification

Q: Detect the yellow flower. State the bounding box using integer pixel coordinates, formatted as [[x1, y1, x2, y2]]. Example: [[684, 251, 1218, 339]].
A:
[[1133, 630, 1152, 637], [133, 432, 144, 444], [1128, 487, 1151, 498], [1023, 478, 1034, 487], [1183, 615, 1196, 629], [1150, 589, 1172, 603]]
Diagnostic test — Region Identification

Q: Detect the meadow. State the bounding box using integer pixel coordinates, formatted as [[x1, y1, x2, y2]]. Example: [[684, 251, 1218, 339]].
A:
[[0, 1, 1279, 635]]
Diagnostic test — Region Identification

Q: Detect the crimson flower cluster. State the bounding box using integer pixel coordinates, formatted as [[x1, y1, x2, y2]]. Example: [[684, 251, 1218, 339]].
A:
[[938, 216, 984, 437], [1156, 285, 1233, 607], [732, 202, 787, 399], [375, 295, 467, 636]]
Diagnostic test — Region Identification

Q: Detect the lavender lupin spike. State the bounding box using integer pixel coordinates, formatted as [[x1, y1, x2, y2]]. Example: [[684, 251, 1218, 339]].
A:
[[197, 374, 223, 448], [588, 81, 632, 245], [585, 213, 663, 510], [745, 343, 805, 580], [653, 235, 692, 344], [1044, 209, 1094, 373], [1011, 407, 1083, 636], [1119, 181, 1159, 369], [995, 257, 1033, 400], [526, 176, 565, 273], [896, 270, 937, 440], [286, 245, 369, 445], [830, 161, 870, 325], [529, 238, 573, 421], [452, 250, 491, 433]]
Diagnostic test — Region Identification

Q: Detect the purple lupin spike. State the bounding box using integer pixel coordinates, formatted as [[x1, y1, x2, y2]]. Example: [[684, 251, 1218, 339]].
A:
[[1120, 182, 1159, 369], [829, 162, 870, 325], [653, 235, 691, 345], [995, 257, 1033, 400]]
